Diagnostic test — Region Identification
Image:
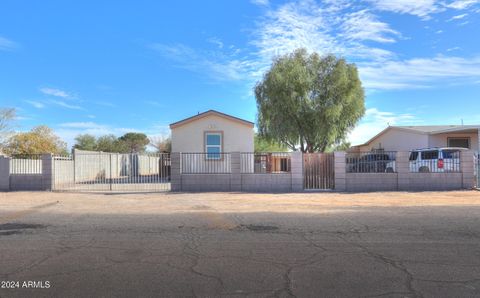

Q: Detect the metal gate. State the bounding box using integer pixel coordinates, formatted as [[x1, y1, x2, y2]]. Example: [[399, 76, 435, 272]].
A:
[[476, 153, 479, 189], [303, 153, 335, 190], [53, 152, 171, 192]]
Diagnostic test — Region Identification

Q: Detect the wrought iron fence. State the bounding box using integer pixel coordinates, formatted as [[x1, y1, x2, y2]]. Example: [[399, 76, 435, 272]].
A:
[[240, 152, 291, 174], [9, 154, 43, 174], [346, 151, 397, 173], [181, 152, 231, 174], [408, 149, 461, 173], [53, 152, 171, 192]]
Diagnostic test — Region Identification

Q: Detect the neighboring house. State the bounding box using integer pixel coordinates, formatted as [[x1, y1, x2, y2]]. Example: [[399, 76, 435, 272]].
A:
[[351, 125, 480, 152], [170, 110, 254, 153]]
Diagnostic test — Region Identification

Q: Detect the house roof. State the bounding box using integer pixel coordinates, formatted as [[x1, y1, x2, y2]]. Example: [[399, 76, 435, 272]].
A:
[[395, 125, 480, 134], [169, 110, 254, 129], [355, 125, 480, 147]]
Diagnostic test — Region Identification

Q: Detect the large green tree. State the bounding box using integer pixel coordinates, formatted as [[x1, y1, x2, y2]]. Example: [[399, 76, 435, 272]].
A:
[[73, 134, 97, 151], [119, 132, 149, 153], [254, 134, 287, 153], [4, 125, 67, 155], [255, 49, 365, 153], [96, 135, 122, 152]]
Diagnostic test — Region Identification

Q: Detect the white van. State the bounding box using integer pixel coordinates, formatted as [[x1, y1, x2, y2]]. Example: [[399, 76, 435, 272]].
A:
[[409, 147, 466, 173]]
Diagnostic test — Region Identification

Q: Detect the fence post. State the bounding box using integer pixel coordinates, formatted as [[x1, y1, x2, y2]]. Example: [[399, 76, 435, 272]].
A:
[[396, 151, 409, 191], [231, 152, 241, 191], [291, 151, 303, 192], [0, 155, 10, 191], [334, 152, 346, 191], [170, 152, 181, 191], [461, 150, 475, 189], [41, 153, 54, 191]]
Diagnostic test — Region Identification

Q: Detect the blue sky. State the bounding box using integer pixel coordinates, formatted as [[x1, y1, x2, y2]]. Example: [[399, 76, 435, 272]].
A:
[[1, 0, 480, 148]]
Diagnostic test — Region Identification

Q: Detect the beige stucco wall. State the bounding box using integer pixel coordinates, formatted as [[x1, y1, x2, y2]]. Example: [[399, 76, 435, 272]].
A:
[[428, 132, 479, 152], [358, 129, 428, 152], [171, 114, 254, 152]]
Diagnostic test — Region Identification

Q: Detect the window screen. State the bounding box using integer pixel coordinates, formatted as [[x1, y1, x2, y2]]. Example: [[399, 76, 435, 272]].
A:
[[205, 133, 222, 159], [448, 138, 470, 149]]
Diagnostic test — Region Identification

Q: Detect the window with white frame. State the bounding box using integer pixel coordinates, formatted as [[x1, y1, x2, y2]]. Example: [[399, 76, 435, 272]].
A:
[[205, 132, 222, 159]]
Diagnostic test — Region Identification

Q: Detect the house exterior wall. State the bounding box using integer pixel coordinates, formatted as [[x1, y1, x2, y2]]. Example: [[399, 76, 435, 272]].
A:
[[171, 114, 254, 153], [428, 132, 479, 151], [358, 129, 428, 152]]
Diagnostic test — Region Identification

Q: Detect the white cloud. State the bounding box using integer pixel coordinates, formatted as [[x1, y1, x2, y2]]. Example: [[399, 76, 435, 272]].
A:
[[50, 100, 84, 110], [144, 100, 164, 107], [348, 108, 418, 145], [0, 36, 17, 51], [24, 100, 45, 109], [207, 37, 224, 49], [40, 87, 71, 98], [341, 9, 400, 43], [251, 0, 269, 6], [150, 43, 255, 81], [446, 0, 480, 9], [358, 55, 480, 89], [448, 13, 468, 21], [366, 0, 442, 19], [56, 122, 137, 150], [151, 0, 480, 90], [447, 46, 461, 51]]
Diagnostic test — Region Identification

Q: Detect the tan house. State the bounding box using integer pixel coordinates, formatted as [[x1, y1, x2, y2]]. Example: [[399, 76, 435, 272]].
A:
[[351, 125, 480, 153], [170, 110, 254, 153]]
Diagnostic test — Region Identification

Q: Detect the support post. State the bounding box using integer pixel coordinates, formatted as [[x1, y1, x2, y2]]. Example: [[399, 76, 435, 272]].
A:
[[170, 152, 181, 191], [291, 151, 303, 192], [461, 150, 475, 189], [41, 153, 54, 191], [230, 152, 241, 191], [334, 152, 346, 192], [396, 151, 410, 191], [0, 155, 10, 191]]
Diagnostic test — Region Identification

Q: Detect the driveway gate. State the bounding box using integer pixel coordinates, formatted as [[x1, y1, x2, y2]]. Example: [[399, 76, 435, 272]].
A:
[[303, 153, 335, 190], [53, 152, 171, 192]]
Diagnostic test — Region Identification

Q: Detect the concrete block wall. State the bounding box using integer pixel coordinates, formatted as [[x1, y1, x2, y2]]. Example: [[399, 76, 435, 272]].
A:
[[343, 151, 474, 192], [9, 174, 44, 191], [181, 174, 231, 191], [171, 152, 299, 192], [170, 152, 181, 191], [345, 173, 398, 192], [0, 156, 10, 191], [334, 152, 346, 191], [291, 152, 303, 192], [241, 173, 291, 192], [461, 151, 475, 189]]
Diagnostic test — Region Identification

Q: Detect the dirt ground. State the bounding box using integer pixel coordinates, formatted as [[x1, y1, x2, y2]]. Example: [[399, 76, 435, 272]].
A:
[[1, 190, 480, 297]]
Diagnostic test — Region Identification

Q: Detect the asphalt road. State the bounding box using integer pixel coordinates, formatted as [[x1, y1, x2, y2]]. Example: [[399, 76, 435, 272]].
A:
[[1, 191, 480, 297]]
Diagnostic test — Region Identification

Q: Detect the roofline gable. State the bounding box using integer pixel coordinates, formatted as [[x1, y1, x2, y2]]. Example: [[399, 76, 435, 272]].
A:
[[354, 126, 427, 147], [169, 110, 254, 129]]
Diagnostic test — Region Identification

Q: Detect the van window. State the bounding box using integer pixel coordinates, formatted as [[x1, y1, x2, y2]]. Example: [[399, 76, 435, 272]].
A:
[[409, 152, 419, 161], [442, 150, 459, 159], [421, 151, 438, 160]]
